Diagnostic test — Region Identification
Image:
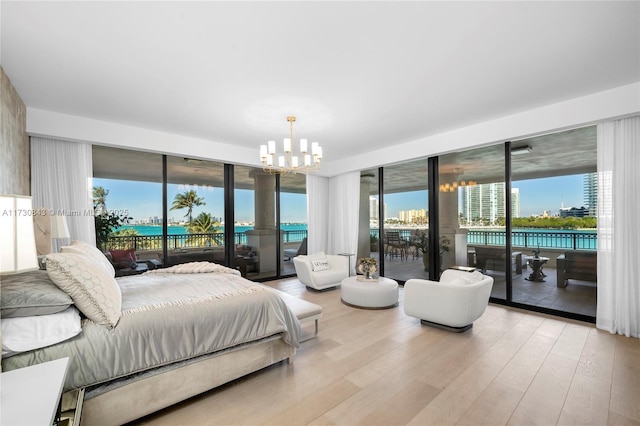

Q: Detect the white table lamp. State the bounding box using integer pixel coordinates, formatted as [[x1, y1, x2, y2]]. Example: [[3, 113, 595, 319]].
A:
[[0, 194, 40, 275]]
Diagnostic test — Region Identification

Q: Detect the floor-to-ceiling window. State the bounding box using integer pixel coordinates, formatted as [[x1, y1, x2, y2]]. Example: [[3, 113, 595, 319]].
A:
[[362, 126, 596, 321], [439, 144, 507, 298], [165, 155, 225, 266], [280, 172, 307, 276], [93, 146, 306, 279], [234, 165, 277, 279], [380, 158, 429, 283], [509, 126, 597, 319], [92, 146, 164, 265]]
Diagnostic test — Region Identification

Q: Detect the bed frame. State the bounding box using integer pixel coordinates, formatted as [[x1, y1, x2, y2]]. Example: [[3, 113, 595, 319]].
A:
[[64, 336, 295, 426]]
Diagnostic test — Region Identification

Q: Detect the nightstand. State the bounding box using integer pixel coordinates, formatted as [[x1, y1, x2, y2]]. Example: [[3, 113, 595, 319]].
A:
[[1, 357, 69, 425]]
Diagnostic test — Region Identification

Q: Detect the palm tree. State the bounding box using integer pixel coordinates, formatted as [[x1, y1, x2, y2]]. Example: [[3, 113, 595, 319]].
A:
[[93, 186, 109, 215], [186, 212, 222, 246], [170, 190, 205, 223]]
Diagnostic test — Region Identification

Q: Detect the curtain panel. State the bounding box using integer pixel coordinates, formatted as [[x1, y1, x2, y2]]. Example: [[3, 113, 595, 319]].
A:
[[306, 174, 330, 255], [306, 172, 360, 275], [596, 116, 640, 338], [327, 172, 360, 274], [31, 137, 95, 249]]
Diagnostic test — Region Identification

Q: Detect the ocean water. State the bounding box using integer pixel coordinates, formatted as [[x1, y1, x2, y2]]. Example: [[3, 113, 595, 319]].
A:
[[119, 223, 307, 236]]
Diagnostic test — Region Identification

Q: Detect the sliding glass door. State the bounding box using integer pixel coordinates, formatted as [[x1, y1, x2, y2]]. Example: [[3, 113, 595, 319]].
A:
[[380, 159, 429, 283], [280, 172, 307, 276], [510, 126, 597, 319], [165, 156, 225, 266], [438, 144, 507, 299], [92, 146, 164, 265]]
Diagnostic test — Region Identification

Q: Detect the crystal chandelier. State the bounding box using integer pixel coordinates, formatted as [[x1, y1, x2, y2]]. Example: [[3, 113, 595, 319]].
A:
[[259, 116, 322, 174]]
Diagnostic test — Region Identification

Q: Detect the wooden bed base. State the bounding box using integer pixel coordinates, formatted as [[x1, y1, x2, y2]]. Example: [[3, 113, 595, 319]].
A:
[[63, 336, 295, 426]]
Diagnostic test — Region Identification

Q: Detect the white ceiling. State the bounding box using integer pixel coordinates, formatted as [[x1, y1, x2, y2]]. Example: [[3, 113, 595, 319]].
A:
[[1, 1, 639, 168]]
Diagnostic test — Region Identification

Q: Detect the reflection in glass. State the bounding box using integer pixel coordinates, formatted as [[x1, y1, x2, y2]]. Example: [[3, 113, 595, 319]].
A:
[[439, 144, 506, 298]]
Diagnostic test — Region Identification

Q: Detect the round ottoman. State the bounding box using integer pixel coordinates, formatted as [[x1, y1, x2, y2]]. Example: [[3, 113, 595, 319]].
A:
[[341, 276, 399, 309]]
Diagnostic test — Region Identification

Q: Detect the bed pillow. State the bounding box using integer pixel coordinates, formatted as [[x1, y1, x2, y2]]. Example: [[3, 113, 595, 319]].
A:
[[109, 248, 138, 270], [45, 252, 122, 328], [61, 240, 116, 277], [0, 270, 74, 318], [1, 306, 82, 357], [308, 252, 330, 272]]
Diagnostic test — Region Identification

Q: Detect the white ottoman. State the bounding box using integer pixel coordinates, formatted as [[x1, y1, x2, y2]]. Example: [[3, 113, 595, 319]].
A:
[[341, 276, 399, 309]]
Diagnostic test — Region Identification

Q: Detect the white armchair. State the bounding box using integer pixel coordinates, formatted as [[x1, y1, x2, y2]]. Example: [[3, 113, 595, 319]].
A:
[[293, 252, 349, 291], [404, 269, 493, 332]]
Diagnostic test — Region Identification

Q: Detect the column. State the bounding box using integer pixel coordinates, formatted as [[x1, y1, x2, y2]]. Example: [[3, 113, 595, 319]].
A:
[[246, 171, 277, 273]]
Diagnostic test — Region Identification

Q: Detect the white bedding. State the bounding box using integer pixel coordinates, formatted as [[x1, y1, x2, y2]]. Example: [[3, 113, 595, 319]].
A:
[[1, 269, 300, 392]]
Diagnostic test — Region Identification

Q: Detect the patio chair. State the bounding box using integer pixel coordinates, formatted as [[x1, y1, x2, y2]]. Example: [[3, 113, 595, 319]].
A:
[[284, 237, 307, 260], [385, 231, 408, 260]]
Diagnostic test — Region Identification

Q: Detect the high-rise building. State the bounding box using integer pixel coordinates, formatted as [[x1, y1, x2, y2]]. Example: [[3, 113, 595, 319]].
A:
[[511, 188, 520, 218], [583, 172, 597, 216], [460, 182, 519, 225], [398, 208, 427, 224], [369, 196, 378, 220]]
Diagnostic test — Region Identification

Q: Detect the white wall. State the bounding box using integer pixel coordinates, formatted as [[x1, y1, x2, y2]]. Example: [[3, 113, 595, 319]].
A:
[[26, 82, 640, 176]]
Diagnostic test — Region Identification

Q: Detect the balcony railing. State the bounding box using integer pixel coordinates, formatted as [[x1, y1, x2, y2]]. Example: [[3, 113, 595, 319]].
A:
[[107, 228, 595, 252], [106, 229, 308, 250], [467, 229, 597, 250], [369, 228, 596, 251]]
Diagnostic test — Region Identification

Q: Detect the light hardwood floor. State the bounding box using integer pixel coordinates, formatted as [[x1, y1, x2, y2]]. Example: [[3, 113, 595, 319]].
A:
[[135, 278, 639, 426]]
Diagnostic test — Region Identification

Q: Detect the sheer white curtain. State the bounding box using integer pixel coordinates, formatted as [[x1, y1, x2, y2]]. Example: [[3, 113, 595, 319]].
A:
[[327, 172, 360, 273], [306, 174, 330, 254], [306, 171, 360, 272], [31, 137, 95, 249], [596, 116, 640, 338]]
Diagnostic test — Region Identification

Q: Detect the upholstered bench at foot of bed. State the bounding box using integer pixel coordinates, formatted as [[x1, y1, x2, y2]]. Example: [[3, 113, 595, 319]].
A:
[[274, 290, 323, 342]]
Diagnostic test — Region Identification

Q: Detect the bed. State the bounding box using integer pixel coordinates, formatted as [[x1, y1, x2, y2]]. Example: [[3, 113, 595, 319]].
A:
[[1, 241, 301, 425]]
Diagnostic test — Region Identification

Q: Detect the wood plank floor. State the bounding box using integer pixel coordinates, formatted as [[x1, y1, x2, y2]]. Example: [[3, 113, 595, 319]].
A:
[[135, 278, 639, 426]]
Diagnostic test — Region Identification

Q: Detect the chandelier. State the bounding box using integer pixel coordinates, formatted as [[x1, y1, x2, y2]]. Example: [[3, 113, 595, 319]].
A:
[[259, 116, 322, 174], [439, 180, 477, 192]]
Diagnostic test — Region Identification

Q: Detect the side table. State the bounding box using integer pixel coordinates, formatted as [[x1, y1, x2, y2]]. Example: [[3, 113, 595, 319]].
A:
[[525, 256, 549, 282], [337, 253, 355, 276], [1, 357, 69, 425]]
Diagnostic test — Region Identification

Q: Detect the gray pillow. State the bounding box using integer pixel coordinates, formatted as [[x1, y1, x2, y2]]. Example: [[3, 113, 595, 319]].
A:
[[1, 270, 73, 318]]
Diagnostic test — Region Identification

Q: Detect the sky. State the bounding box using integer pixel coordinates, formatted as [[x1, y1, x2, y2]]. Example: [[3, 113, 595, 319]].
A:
[[384, 174, 586, 218], [93, 178, 307, 224], [94, 174, 586, 224]]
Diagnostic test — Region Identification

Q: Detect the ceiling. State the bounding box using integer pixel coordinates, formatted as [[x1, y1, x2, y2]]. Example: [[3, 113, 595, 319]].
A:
[[2, 2, 638, 170]]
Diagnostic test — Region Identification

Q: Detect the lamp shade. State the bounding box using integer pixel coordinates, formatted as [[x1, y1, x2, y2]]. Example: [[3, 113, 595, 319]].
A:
[[51, 214, 70, 239], [0, 195, 40, 275]]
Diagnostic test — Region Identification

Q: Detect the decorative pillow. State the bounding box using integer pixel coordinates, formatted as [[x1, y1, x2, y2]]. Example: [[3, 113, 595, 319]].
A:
[[1, 306, 82, 357], [109, 248, 138, 270], [61, 240, 116, 277], [1, 270, 74, 318], [310, 258, 330, 272], [45, 252, 122, 328]]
